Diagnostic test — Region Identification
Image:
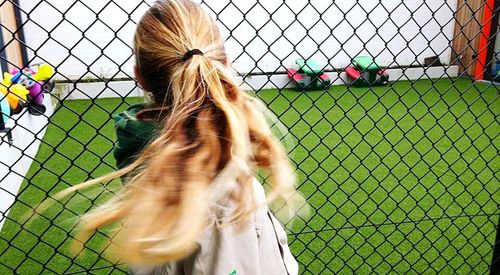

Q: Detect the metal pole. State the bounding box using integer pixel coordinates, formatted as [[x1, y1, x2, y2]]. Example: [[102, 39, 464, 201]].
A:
[[490, 214, 500, 275]]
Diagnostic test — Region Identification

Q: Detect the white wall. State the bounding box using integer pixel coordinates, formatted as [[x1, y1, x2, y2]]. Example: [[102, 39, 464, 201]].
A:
[[59, 65, 460, 99], [0, 96, 54, 230], [19, 0, 457, 80]]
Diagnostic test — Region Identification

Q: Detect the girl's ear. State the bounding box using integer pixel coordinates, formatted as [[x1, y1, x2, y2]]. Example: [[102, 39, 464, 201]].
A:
[[134, 65, 151, 92]]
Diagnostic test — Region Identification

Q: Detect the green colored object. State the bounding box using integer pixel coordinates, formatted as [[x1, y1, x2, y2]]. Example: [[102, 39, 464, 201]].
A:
[[353, 56, 379, 83], [229, 270, 237, 275], [113, 103, 157, 169], [0, 79, 498, 274], [296, 59, 322, 76], [353, 56, 380, 71], [350, 56, 388, 86], [293, 59, 331, 90]]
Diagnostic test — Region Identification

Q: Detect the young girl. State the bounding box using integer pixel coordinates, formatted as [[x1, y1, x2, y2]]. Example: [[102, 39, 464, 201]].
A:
[[60, 0, 305, 274]]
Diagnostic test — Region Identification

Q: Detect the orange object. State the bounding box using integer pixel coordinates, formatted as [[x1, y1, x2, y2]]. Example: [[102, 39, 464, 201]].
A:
[[474, 0, 495, 80], [0, 81, 29, 112]]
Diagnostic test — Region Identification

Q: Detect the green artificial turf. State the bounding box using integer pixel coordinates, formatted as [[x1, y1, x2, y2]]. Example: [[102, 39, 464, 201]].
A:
[[0, 78, 499, 274]]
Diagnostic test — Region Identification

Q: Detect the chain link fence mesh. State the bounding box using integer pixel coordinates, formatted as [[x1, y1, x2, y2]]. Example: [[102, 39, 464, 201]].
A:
[[0, 0, 499, 274]]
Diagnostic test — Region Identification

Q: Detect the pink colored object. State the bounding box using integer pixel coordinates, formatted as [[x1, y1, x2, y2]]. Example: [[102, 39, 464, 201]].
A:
[[378, 69, 387, 76], [345, 66, 361, 79], [10, 67, 45, 105], [286, 68, 304, 82]]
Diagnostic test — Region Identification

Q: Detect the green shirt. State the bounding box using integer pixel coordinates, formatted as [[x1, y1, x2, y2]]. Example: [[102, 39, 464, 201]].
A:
[[113, 103, 156, 169]]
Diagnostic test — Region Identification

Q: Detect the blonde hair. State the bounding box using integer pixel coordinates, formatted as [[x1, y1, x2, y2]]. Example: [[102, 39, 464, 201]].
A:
[[50, 0, 304, 265]]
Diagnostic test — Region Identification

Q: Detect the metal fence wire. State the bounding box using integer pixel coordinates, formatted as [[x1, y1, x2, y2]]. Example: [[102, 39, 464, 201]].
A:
[[0, 0, 499, 274]]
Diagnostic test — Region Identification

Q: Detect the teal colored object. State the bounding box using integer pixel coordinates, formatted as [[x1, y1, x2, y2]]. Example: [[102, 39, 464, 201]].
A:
[[0, 96, 10, 124], [493, 62, 500, 78], [292, 59, 331, 90], [353, 56, 380, 71], [296, 59, 322, 76], [353, 56, 380, 83], [346, 56, 389, 87]]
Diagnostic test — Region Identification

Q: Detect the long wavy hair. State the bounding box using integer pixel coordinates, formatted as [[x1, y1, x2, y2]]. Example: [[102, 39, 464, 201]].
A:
[[49, 0, 304, 265]]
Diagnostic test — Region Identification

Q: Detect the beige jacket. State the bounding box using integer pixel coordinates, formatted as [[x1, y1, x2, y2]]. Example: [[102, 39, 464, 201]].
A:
[[131, 179, 298, 275]]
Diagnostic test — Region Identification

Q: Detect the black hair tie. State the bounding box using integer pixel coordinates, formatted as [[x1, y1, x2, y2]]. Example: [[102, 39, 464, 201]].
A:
[[182, 49, 204, 61]]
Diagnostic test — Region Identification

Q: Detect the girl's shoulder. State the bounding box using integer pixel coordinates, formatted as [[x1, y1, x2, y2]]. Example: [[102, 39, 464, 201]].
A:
[[114, 103, 151, 124], [114, 103, 157, 138], [113, 103, 157, 169]]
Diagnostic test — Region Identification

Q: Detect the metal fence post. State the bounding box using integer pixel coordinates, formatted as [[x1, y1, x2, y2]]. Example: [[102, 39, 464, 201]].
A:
[[491, 214, 500, 275]]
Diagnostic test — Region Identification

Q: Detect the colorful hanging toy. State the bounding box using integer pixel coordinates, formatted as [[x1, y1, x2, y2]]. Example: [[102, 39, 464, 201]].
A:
[[1, 64, 55, 116], [0, 64, 54, 145]]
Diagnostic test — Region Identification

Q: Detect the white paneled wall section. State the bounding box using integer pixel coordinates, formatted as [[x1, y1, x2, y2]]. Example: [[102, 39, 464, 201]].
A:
[[19, 0, 457, 80]]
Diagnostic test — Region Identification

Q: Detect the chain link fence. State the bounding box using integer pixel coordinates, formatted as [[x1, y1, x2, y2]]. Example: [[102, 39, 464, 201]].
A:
[[0, 0, 499, 274]]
